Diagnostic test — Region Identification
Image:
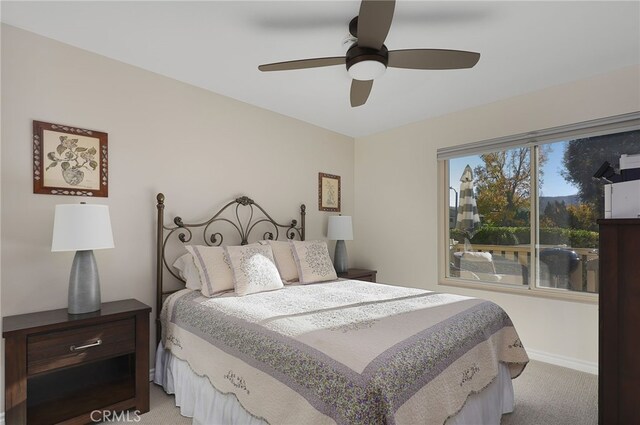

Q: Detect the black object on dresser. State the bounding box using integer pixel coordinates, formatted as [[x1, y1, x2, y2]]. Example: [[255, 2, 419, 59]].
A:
[[598, 219, 640, 425], [337, 268, 377, 282], [3, 299, 151, 425]]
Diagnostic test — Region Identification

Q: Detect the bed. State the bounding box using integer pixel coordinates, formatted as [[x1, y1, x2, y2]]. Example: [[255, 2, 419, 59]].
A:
[[153, 193, 529, 425]]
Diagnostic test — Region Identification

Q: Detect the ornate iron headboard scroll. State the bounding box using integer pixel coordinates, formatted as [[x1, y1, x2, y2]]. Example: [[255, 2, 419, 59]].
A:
[[155, 192, 306, 343]]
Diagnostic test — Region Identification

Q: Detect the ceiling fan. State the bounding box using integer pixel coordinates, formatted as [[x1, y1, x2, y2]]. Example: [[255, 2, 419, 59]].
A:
[[258, 0, 480, 107]]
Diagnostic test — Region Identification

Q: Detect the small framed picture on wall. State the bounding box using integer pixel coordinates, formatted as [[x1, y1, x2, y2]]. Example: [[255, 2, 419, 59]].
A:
[[318, 172, 341, 212], [33, 120, 108, 197]]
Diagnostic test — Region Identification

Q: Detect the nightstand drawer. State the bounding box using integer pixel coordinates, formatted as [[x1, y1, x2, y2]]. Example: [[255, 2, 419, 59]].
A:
[[27, 318, 135, 376]]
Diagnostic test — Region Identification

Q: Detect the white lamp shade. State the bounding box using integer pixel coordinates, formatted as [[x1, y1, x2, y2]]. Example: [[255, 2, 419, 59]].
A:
[[327, 215, 353, 240], [52, 204, 114, 252]]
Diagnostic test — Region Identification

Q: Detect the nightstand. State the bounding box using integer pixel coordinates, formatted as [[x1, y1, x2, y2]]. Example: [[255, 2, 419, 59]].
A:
[[337, 268, 377, 282], [3, 299, 151, 424]]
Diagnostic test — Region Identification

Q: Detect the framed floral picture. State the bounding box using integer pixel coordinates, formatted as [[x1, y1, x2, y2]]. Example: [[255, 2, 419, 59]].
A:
[[318, 172, 341, 212], [33, 121, 108, 197]]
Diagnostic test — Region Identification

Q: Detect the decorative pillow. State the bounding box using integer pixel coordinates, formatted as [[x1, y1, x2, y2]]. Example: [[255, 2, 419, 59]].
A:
[[290, 240, 338, 284], [172, 253, 202, 291], [259, 240, 299, 283], [225, 244, 283, 296], [185, 245, 235, 297]]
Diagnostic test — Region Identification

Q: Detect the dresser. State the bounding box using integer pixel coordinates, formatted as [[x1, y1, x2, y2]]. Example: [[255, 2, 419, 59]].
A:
[[3, 299, 151, 424], [598, 219, 640, 424]]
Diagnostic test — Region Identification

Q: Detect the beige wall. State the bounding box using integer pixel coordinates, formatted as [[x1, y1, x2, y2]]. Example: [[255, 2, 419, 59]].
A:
[[0, 22, 353, 379], [353, 65, 640, 369]]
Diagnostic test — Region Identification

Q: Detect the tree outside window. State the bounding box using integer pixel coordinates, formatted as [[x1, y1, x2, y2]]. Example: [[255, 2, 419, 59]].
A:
[[448, 129, 640, 294]]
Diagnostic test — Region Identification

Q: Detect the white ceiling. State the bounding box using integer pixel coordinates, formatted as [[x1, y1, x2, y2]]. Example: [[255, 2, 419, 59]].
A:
[[2, 1, 639, 137]]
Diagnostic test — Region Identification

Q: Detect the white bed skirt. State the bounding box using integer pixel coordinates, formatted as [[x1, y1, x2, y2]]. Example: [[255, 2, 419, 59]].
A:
[[154, 343, 514, 425]]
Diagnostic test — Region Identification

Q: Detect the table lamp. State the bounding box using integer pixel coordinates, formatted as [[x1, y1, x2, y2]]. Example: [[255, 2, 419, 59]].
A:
[[52, 203, 114, 314], [327, 215, 353, 274]]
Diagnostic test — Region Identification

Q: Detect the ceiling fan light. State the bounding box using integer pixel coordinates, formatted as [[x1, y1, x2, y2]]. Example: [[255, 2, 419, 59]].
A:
[[348, 60, 386, 81]]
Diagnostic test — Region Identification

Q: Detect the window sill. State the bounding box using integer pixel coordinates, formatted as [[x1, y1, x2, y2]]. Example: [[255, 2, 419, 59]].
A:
[[439, 277, 598, 304]]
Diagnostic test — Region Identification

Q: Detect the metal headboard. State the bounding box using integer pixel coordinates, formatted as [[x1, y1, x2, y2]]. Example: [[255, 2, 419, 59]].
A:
[[155, 193, 306, 344]]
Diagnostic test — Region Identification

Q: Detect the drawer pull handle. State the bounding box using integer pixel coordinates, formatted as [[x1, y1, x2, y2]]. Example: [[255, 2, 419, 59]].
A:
[[70, 339, 102, 352]]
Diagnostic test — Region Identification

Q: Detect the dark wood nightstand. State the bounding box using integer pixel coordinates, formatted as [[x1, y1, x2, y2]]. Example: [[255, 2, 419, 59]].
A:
[[337, 268, 377, 282], [3, 299, 151, 424]]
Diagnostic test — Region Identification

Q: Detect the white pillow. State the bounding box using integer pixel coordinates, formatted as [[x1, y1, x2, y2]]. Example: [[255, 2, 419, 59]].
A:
[[460, 270, 503, 282], [225, 244, 283, 296], [259, 240, 299, 283], [172, 253, 201, 291], [461, 251, 493, 262], [290, 240, 337, 284], [185, 245, 235, 297]]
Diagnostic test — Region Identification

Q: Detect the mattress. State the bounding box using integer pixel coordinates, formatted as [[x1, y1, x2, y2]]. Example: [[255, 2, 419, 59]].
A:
[[158, 280, 528, 424]]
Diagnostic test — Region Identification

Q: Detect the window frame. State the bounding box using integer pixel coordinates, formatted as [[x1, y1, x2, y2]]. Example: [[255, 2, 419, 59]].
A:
[[437, 112, 640, 303]]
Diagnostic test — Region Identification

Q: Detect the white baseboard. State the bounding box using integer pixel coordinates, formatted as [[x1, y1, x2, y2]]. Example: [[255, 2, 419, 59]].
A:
[[527, 348, 597, 375]]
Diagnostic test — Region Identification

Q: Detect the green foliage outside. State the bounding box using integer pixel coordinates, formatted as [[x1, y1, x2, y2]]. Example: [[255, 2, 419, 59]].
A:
[[563, 130, 640, 216], [473, 147, 537, 227], [450, 226, 598, 249], [540, 200, 598, 232]]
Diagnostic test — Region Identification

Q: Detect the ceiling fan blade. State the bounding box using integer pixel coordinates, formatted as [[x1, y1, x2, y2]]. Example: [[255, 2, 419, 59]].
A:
[[350, 79, 373, 107], [388, 49, 480, 70], [259, 56, 345, 72], [356, 0, 396, 50]]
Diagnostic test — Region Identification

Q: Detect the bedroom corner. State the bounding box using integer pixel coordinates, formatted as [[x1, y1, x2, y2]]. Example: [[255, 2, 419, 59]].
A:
[[353, 65, 640, 372]]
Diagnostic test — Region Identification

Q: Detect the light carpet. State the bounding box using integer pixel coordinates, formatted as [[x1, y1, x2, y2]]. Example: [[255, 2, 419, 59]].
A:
[[134, 360, 597, 425]]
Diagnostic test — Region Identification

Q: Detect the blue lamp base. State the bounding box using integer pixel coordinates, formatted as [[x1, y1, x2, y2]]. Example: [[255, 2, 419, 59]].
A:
[[68, 250, 101, 314], [334, 240, 348, 274]]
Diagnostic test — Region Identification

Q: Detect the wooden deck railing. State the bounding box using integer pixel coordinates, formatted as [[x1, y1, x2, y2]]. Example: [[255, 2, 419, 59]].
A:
[[451, 243, 599, 293]]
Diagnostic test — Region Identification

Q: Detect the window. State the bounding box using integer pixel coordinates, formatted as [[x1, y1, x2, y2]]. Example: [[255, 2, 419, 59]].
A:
[[440, 113, 640, 300]]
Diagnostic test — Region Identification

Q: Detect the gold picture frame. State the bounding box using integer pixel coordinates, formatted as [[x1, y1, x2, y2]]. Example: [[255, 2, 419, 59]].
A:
[[318, 172, 341, 212], [33, 120, 108, 197]]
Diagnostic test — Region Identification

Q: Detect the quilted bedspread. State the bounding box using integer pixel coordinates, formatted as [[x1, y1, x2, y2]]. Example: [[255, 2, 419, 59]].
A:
[[161, 280, 528, 425]]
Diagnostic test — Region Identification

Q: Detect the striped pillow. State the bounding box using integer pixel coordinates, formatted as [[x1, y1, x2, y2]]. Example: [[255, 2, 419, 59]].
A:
[[185, 245, 238, 297]]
